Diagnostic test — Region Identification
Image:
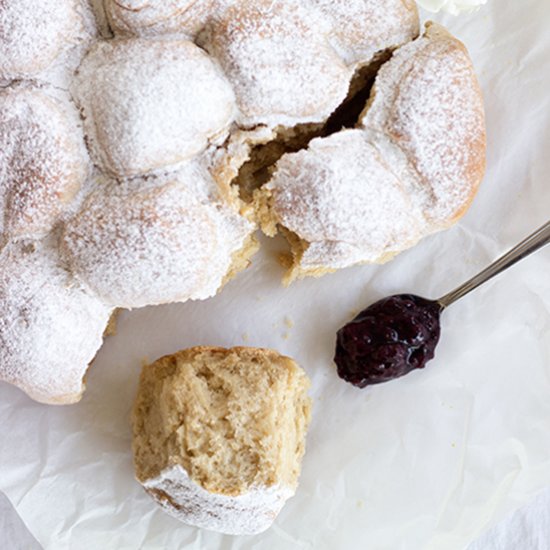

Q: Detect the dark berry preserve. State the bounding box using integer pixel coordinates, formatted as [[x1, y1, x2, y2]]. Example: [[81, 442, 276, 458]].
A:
[[334, 294, 443, 388]]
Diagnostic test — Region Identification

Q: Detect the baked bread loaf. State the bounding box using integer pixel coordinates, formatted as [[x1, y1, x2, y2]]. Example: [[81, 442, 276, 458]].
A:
[[257, 22, 486, 283], [0, 0, 485, 403], [132, 347, 312, 534]]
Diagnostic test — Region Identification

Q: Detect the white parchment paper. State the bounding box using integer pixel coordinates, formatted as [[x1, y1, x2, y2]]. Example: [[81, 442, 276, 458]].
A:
[[1, 2, 550, 549]]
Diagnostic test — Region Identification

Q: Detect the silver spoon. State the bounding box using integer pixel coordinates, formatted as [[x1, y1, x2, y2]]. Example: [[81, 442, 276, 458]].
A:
[[438, 220, 550, 307], [334, 220, 550, 388]]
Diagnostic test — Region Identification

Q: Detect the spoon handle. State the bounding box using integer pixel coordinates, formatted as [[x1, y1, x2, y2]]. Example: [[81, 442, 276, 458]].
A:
[[438, 220, 550, 308]]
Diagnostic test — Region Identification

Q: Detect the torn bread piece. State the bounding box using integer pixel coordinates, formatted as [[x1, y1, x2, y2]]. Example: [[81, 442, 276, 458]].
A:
[[257, 23, 486, 283], [132, 346, 312, 535]]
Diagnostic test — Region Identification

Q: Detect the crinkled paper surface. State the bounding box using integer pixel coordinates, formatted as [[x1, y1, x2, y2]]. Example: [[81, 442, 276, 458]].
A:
[[1, 2, 550, 549]]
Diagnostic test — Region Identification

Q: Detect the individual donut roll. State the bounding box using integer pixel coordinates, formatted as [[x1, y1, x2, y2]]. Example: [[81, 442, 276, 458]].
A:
[[310, 0, 419, 65], [360, 22, 486, 228], [260, 130, 424, 282], [105, 0, 214, 38], [0, 242, 112, 405], [0, 0, 85, 81], [72, 38, 236, 178], [201, 0, 353, 127], [133, 346, 312, 535], [61, 165, 255, 309], [0, 87, 88, 244]]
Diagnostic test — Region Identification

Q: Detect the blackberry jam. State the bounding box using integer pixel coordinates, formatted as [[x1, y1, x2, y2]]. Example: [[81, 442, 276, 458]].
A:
[[334, 294, 443, 388]]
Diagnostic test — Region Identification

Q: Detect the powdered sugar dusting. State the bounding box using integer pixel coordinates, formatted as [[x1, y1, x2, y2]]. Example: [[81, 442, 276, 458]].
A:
[[0, 86, 88, 242], [361, 23, 486, 226], [311, 0, 419, 64], [267, 24, 485, 274], [61, 164, 253, 309], [0, 0, 80, 80], [106, 0, 215, 38], [0, 3, 484, 410], [0, 241, 112, 405], [268, 129, 423, 270], [143, 464, 293, 535], [72, 38, 236, 178], [0, 0, 97, 89], [201, 0, 353, 127]]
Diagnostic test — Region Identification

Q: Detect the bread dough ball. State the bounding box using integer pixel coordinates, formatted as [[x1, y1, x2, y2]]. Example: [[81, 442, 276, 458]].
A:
[[73, 38, 236, 178], [0, 87, 87, 242], [202, 0, 352, 127], [0, 243, 112, 404], [360, 23, 486, 227], [61, 166, 254, 308], [265, 129, 423, 277], [0, 0, 84, 80]]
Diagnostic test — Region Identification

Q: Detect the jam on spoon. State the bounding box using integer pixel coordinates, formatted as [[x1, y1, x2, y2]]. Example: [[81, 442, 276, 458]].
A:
[[335, 220, 550, 388], [335, 294, 442, 388]]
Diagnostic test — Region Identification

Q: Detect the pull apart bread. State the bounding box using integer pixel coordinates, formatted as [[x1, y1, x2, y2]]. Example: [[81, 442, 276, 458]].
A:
[[0, 0, 485, 404]]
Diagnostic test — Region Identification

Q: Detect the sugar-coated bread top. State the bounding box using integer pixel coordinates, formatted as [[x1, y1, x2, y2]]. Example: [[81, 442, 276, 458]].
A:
[[266, 129, 423, 271], [105, 0, 420, 127], [72, 38, 236, 178], [262, 23, 486, 281], [61, 166, 253, 309], [311, 0, 419, 64], [201, 0, 353, 127], [0, 0, 82, 80], [0, 87, 88, 243], [106, 0, 214, 37], [0, 0, 485, 404], [0, 243, 112, 405], [360, 22, 486, 227]]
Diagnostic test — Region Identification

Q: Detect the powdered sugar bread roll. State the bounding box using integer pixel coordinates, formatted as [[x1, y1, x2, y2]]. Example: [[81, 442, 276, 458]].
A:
[[61, 164, 255, 309], [0, 0, 83, 81], [72, 38, 236, 178], [106, 0, 214, 38], [259, 22, 486, 283], [0, 242, 112, 405], [310, 0, 419, 64], [132, 347, 312, 535], [359, 22, 486, 228], [261, 129, 425, 281], [201, 0, 353, 128], [0, 87, 88, 244]]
